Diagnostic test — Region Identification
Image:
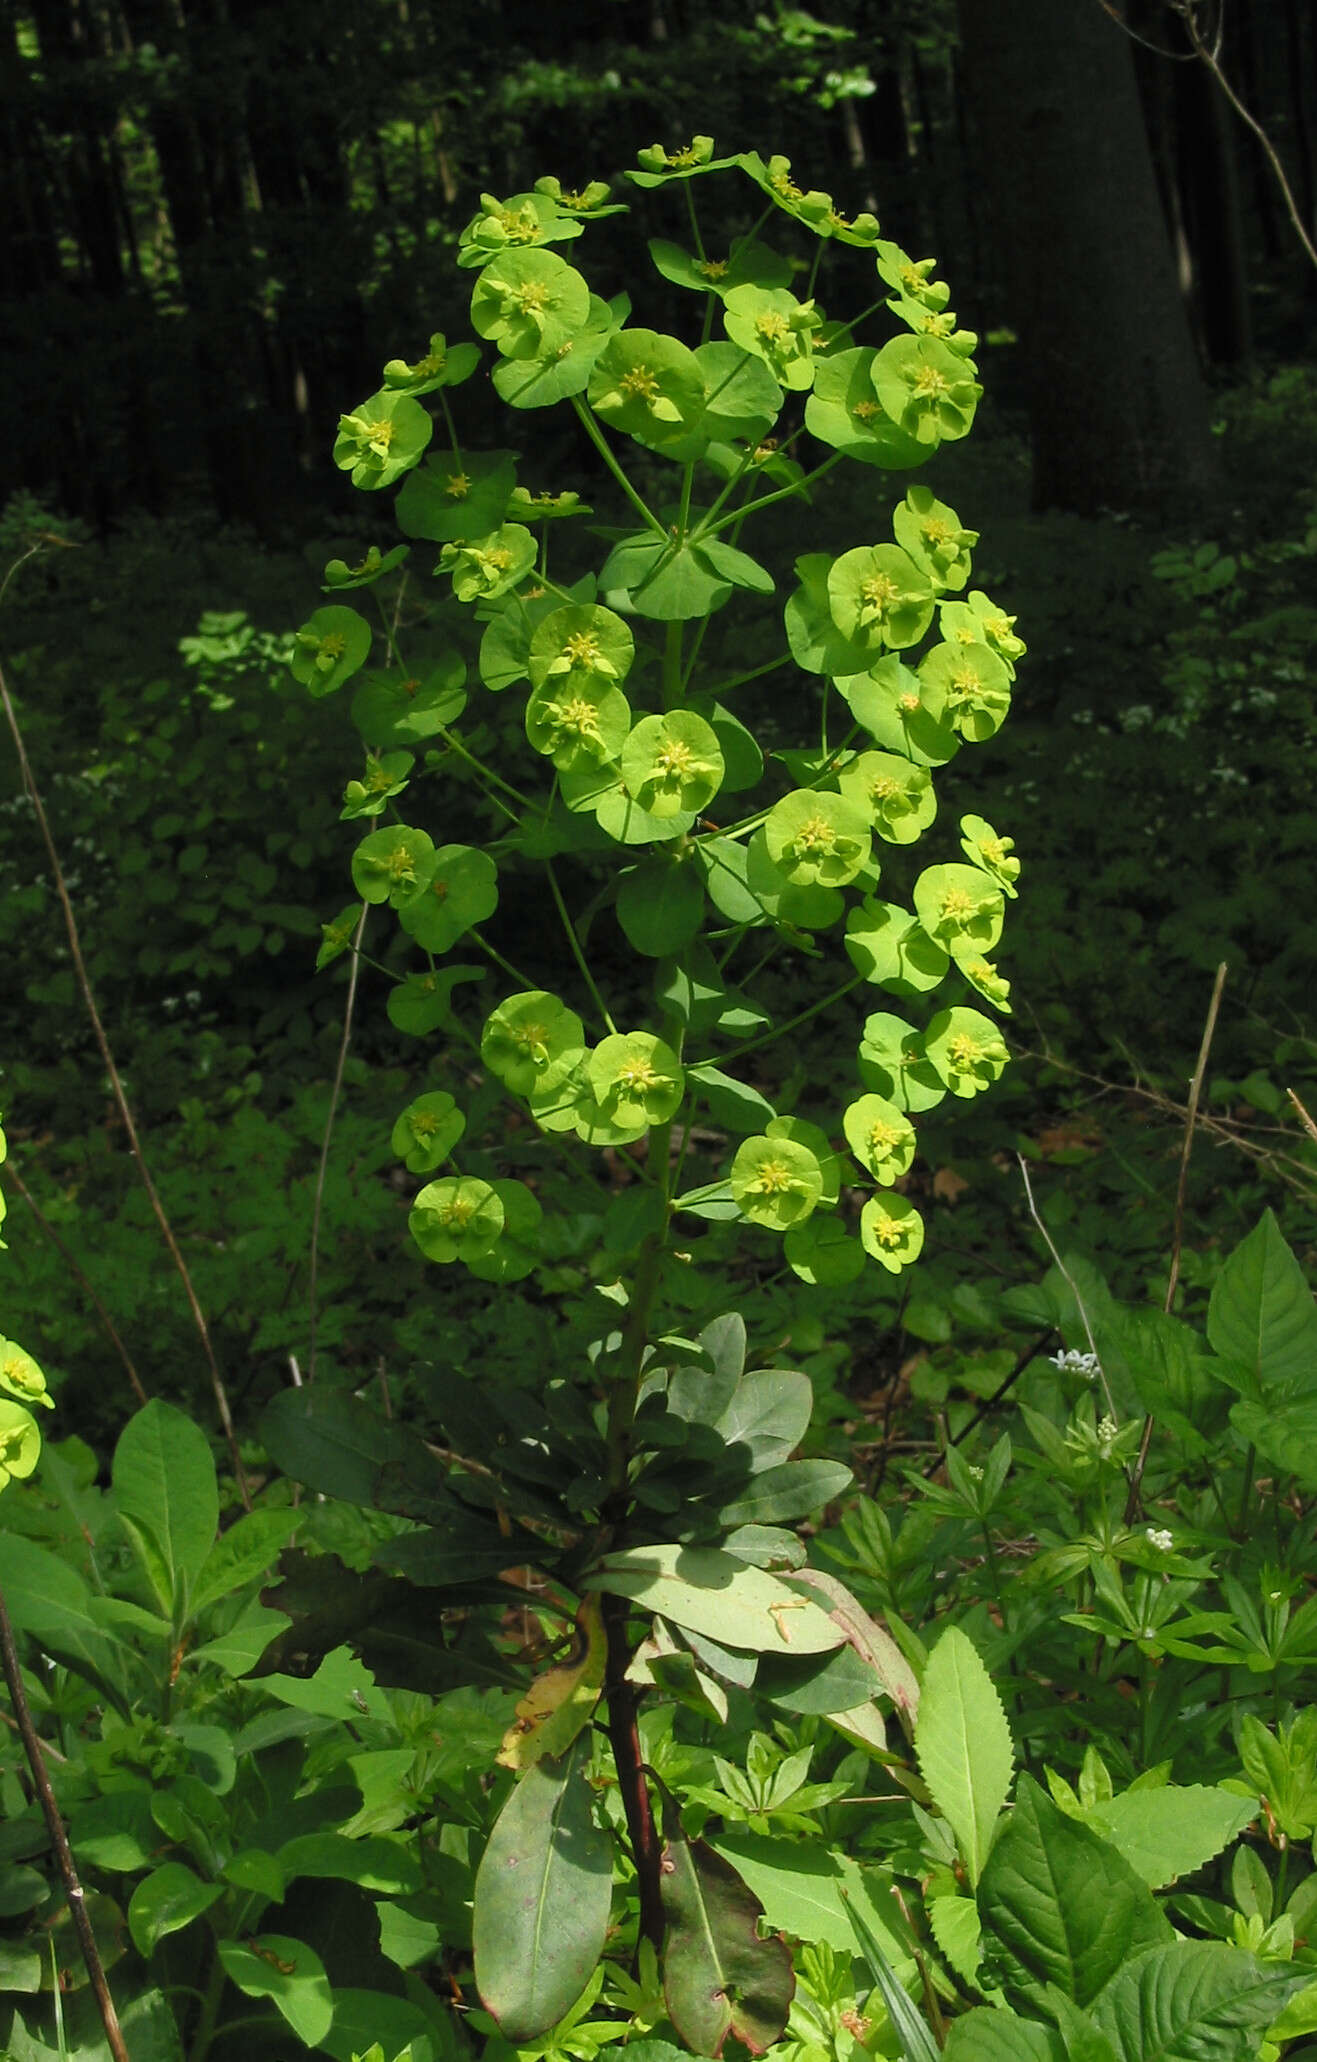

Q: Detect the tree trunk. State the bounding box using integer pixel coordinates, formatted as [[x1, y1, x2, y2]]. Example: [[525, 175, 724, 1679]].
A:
[[956, 0, 1220, 517]]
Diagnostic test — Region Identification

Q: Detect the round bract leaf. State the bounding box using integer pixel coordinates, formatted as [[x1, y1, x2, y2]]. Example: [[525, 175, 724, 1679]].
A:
[[399, 845, 499, 954], [351, 825, 435, 908], [526, 676, 631, 772], [458, 189, 584, 269], [470, 249, 591, 360], [783, 1216, 866, 1287], [730, 1135, 824, 1230], [923, 1006, 1011, 1099], [745, 830, 846, 931], [763, 790, 870, 889], [621, 711, 725, 819], [351, 656, 466, 745], [466, 1179, 544, 1283], [528, 604, 635, 692], [693, 340, 784, 441], [959, 814, 1021, 897], [954, 951, 1012, 1014], [396, 450, 518, 544], [940, 590, 1027, 675], [391, 1091, 465, 1174], [650, 235, 792, 298], [482, 992, 586, 1099], [387, 963, 485, 1036], [0, 1340, 51, 1412], [381, 331, 480, 394], [829, 545, 935, 654], [913, 863, 1005, 955], [872, 335, 982, 446], [410, 1176, 504, 1264], [765, 1115, 842, 1208], [893, 486, 978, 592], [442, 524, 536, 604], [843, 1094, 916, 1185], [492, 308, 617, 408], [918, 641, 1011, 741], [838, 654, 960, 766], [860, 1195, 925, 1272], [858, 1011, 947, 1113], [588, 328, 706, 449], [844, 898, 949, 995], [617, 854, 705, 957], [836, 751, 937, 844], [0, 1400, 43, 1486], [332, 390, 433, 490], [289, 607, 371, 697], [723, 285, 822, 391], [589, 1032, 685, 1129], [804, 348, 925, 469], [530, 1063, 649, 1149]]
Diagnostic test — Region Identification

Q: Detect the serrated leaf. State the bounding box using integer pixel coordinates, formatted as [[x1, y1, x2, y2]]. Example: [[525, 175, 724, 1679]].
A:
[[472, 1735, 613, 2042], [944, 2009, 1064, 2062], [1089, 1940, 1306, 2062], [915, 1627, 1012, 1885]]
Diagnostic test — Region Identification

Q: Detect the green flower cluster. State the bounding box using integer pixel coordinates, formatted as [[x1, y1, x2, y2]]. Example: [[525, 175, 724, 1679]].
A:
[[290, 142, 1023, 1286], [0, 1117, 53, 1493]]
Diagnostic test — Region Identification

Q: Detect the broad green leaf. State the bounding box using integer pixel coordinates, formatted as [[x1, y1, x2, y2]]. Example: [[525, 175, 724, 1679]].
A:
[[112, 1399, 218, 1614], [1081, 1787, 1257, 1888], [495, 1595, 607, 1771], [686, 1064, 778, 1135], [1206, 1210, 1317, 1398], [755, 1641, 882, 1714], [218, 1934, 333, 2047], [780, 1568, 919, 1719], [1229, 1396, 1317, 1490], [1089, 1941, 1306, 2062], [660, 1796, 794, 2056], [260, 1388, 415, 1504], [944, 2009, 1064, 2062], [584, 1544, 843, 1655], [714, 1371, 814, 1467], [472, 1735, 613, 2042], [718, 1459, 853, 1527], [261, 1645, 392, 1724], [319, 1990, 443, 2062], [276, 1832, 421, 1893], [127, 1863, 221, 1957], [189, 1509, 299, 1618], [711, 1834, 908, 1962], [915, 1626, 1012, 1885], [617, 855, 705, 956], [978, 1776, 1172, 2009], [71, 1792, 160, 1872]]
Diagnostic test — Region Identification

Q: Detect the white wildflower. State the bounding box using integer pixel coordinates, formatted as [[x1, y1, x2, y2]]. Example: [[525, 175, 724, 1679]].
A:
[[1146, 1526, 1173, 1552]]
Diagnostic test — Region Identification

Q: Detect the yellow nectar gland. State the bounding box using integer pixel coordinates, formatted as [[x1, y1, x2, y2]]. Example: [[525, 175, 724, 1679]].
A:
[[852, 400, 879, 422], [697, 258, 729, 280], [410, 1109, 441, 1140], [948, 1031, 984, 1071], [474, 546, 513, 577], [940, 886, 978, 924], [981, 836, 1010, 866], [772, 172, 804, 200], [500, 206, 540, 244], [859, 571, 900, 614], [318, 631, 347, 661], [655, 738, 698, 778], [0, 1350, 41, 1401], [949, 666, 983, 703], [563, 631, 602, 669], [899, 692, 920, 712], [556, 695, 603, 741], [365, 417, 396, 454], [619, 364, 661, 403], [868, 1118, 903, 1155], [511, 277, 551, 313], [667, 143, 702, 168], [827, 207, 851, 229], [617, 1056, 667, 1096], [751, 1157, 797, 1196], [513, 1021, 550, 1061], [387, 846, 417, 884], [445, 471, 471, 499], [755, 311, 792, 345], [913, 364, 949, 400], [870, 1212, 904, 1249], [364, 761, 394, 793], [416, 351, 446, 378], [870, 774, 901, 803], [901, 265, 929, 296], [439, 1195, 475, 1231], [922, 517, 953, 547], [794, 813, 838, 855]]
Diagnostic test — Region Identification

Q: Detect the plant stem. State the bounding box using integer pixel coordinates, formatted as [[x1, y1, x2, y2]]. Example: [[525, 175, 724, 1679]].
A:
[[698, 452, 845, 538], [0, 1585, 131, 2062], [545, 861, 618, 1035], [602, 1592, 664, 1951], [570, 400, 667, 539], [701, 973, 865, 1068], [0, 636, 249, 1506], [307, 903, 368, 1383]]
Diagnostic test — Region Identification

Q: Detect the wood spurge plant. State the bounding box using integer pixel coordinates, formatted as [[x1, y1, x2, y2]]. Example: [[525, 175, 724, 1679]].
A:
[[272, 140, 1022, 2052]]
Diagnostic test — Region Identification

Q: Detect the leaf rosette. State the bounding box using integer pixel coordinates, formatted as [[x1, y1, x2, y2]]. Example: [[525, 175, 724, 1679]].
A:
[[621, 711, 725, 819], [763, 790, 871, 889], [482, 992, 586, 1100]]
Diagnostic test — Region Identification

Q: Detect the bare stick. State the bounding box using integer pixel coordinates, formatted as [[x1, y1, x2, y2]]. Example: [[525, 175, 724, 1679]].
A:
[[307, 904, 368, 1384], [1125, 962, 1228, 1522], [3, 1159, 148, 1408], [1016, 1154, 1119, 1423], [1286, 1087, 1317, 1146], [0, 580, 248, 1506], [0, 1584, 131, 2062]]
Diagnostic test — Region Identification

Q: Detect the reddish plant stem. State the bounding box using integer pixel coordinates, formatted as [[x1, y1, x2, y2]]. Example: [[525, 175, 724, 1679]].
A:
[[0, 1584, 131, 2062], [602, 1592, 664, 1951]]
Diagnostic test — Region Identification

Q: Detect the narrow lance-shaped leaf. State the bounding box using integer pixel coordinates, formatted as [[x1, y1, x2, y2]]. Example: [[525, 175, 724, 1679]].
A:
[[473, 1734, 614, 2043], [659, 1785, 794, 2057]]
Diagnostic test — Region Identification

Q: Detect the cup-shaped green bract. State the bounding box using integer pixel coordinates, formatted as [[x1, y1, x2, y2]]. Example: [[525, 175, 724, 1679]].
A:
[[649, 234, 792, 300], [290, 606, 372, 697], [322, 543, 410, 590], [621, 711, 725, 819], [316, 903, 363, 971], [842, 1094, 916, 1185], [959, 815, 1021, 898], [391, 1091, 466, 1174], [397, 450, 518, 545], [858, 1012, 947, 1114], [588, 329, 707, 448], [533, 175, 623, 217], [0, 1340, 52, 1412], [441, 526, 537, 605], [893, 487, 977, 593], [738, 151, 880, 245], [954, 953, 1012, 1014], [528, 604, 635, 692], [730, 1134, 824, 1230], [940, 591, 1027, 675], [457, 191, 584, 269], [482, 992, 586, 1101], [351, 825, 436, 908], [763, 790, 871, 889], [465, 1179, 544, 1283], [924, 1006, 1011, 1098], [828, 545, 935, 653], [341, 751, 413, 820], [836, 751, 937, 844], [723, 286, 821, 391], [844, 900, 948, 995], [352, 658, 467, 747], [410, 1177, 505, 1264], [470, 248, 592, 360], [529, 1063, 649, 1149], [838, 654, 959, 767], [399, 845, 499, 953], [913, 862, 1005, 955], [765, 1115, 842, 1208], [917, 641, 1011, 742], [589, 1032, 684, 1130], [783, 1216, 865, 1287], [527, 676, 632, 773], [382, 331, 481, 395], [872, 334, 982, 446], [0, 1399, 42, 1487], [859, 1195, 925, 1272], [804, 349, 924, 469], [631, 136, 734, 184], [333, 390, 433, 490], [875, 240, 951, 313]]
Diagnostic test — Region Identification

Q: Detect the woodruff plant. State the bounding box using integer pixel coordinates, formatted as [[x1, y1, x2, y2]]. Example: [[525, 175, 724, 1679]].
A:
[[279, 139, 1025, 2054]]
